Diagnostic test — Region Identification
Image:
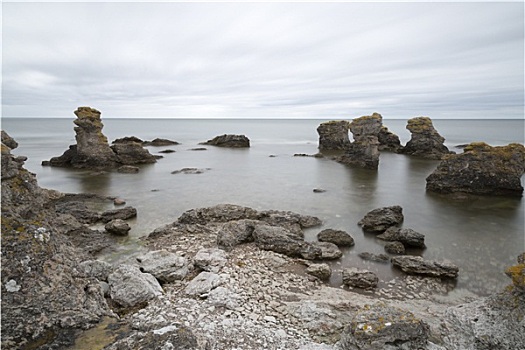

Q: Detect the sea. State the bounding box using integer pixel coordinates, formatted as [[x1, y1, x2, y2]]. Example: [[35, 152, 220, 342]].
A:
[[2, 117, 524, 297]]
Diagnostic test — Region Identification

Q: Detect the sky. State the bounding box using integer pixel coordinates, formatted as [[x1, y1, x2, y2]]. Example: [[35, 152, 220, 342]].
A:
[[2, 1, 524, 119]]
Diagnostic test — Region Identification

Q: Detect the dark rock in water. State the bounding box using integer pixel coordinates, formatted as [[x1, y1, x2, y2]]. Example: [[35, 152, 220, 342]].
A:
[[358, 252, 390, 263], [117, 165, 140, 173], [402, 116, 453, 159], [216, 219, 257, 251], [45, 107, 157, 169], [253, 224, 322, 260], [377, 227, 426, 248], [1, 130, 18, 149], [294, 153, 324, 158], [112, 136, 144, 144], [336, 113, 382, 170], [341, 267, 379, 289], [171, 167, 211, 175], [312, 241, 343, 260], [201, 134, 250, 148], [317, 229, 355, 247], [378, 125, 403, 152], [178, 204, 259, 225], [384, 241, 405, 254], [358, 205, 404, 233], [340, 303, 430, 350], [391, 255, 459, 278], [158, 149, 176, 154], [426, 142, 525, 197], [305, 263, 332, 281], [100, 206, 137, 223], [313, 188, 326, 193], [190, 147, 208, 151], [317, 120, 351, 151], [105, 219, 131, 235], [143, 138, 179, 146]]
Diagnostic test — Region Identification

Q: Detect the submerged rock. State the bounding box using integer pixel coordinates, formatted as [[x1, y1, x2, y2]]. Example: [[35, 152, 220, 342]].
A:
[[402, 116, 452, 159], [312, 241, 343, 260], [317, 120, 351, 150], [201, 134, 250, 148], [376, 227, 426, 248], [358, 205, 404, 233], [357, 252, 390, 263], [391, 255, 459, 278], [426, 142, 525, 197]]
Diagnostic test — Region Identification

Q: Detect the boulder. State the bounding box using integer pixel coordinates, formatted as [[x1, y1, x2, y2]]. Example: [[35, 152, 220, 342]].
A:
[[342, 268, 379, 289], [378, 125, 403, 152], [426, 142, 525, 197], [184, 271, 221, 296], [207, 286, 242, 309], [194, 248, 228, 273], [358, 205, 404, 233], [391, 255, 459, 278], [108, 264, 163, 308], [317, 120, 351, 150], [136, 250, 191, 283], [384, 241, 405, 255], [104, 219, 131, 235], [216, 219, 256, 251], [78, 260, 113, 281], [376, 227, 426, 248], [143, 138, 179, 146], [177, 204, 259, 225], [305, 263, 332, 281], [171, 167, 211, 174], [317, 229, 355, 247], [312, 241, 343, 260], [100, 206, 137, 223], [110, 141, 158, 165], [402, 116, 452, 159], [339, 303, 430, 350], [257, 209, 322, 235], [337, 113, 382, 170], [252, 224, 321, 260], [112, 136, 144, 144], [357, 252, 390, 263], [201, 134, 250, 148]]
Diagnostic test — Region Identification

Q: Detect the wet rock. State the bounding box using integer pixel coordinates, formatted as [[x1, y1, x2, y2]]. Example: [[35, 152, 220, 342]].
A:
[[113, 198, 126, 206], [342, 268, 379, 289], [257, 209, 322, 234], [305, 263, 332, 281], [253, 224, 321, 260], [143, 138, 179, 146], [313, 188, 326, 193], [216, 219, 257, 251], [337, 113, 382, 170], [357, 252, 390, 263], [317, 120, 351, 151], [201, 134, 250, 148], [384, 241, 405, 255], [185, 271, 221, 296], [55, 200, 101, 224], [377, 227, 426, 248], [1, 130, 18, 149], [158, 149, 176, 154], [105, 219, 131, 235], [171, 167, 211, 175], [426, 142, 525, 197], [378, 125, 403, 152], [391, 255, 459, 278], [402, 116, 452, 159], [358, 205, 404, 233], [339, 303, 430, 350], [194, 248, 228, 273], [100, 206, 137, 223], [136, 250, 191, 283], [108, 264, 163, 308], [317, 229, 355, 247], [111, 141, 158, 165], [312, 242, 343, 260]]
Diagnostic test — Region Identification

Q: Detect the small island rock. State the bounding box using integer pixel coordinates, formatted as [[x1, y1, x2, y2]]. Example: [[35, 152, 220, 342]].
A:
[[317, 229, 355, 247], [317, 120, 351, 150], [402, 116, 452, 159], [201, 134, 250, 148], [358, 205, 404, 233]]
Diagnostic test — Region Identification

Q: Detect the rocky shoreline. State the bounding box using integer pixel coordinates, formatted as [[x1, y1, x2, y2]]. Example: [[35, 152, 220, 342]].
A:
[[2, 109, 525, 350]]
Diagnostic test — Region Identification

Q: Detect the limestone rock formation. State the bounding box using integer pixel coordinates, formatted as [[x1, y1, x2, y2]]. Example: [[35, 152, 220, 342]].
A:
[[358, 205, 404, 233], [136, 250, 191, 283], [384, 241, 406, 254], [44, 107, 157, 169], [391, 255, 459, 278], [402, 116, 452, 159], [317, 120, 351, 150], [376, 227, 426, 248], [253, 224, 322, 260], [194, 248, 228, 273], [305, 263, 332, 281], [108, 264, 163, 307], [426, 142, 525, 197], [337, 113, 382, 170], [317, 229, 355, 247], [341, 268, 379, 289], [201, 134, 250, 148], [378, 125, 403, 152]]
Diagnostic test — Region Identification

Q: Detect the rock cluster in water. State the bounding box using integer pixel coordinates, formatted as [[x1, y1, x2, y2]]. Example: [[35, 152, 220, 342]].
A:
[[317, 120, 351, 151], [402, 116, 453, 159], [43, 107, 158, 170], [426, 142, 525, 197]]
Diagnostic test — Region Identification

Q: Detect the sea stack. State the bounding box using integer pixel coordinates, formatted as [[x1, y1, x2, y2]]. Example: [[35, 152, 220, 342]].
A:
[[317, 120, 351, 151], [402, 116, 452, 159], [337, 113, 382, 170], [426, 142, 525, 197]]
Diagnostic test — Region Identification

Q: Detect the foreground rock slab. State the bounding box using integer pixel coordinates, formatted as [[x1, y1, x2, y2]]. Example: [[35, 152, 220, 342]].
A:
[[426, 142, 525, 197], [391, 255, 459, 279]]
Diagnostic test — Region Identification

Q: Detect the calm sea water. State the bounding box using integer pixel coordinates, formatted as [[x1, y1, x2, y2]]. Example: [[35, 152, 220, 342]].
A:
[[2, 117, 524, 296]]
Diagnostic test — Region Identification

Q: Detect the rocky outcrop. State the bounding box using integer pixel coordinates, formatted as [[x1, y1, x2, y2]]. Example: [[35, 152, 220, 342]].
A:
[[105, 218, 131, 235], [376, 227, 426, 248], [402, 116, 452, 159], [340, 303, 430, 350], [201, 134, 250, 148], [136, 250, 191, 283], [317, 120, 351, 150], [358, 205, 404, 233], [378, 125, 403, 152], [1, 130, 18, 149], [317, 229, 355, 247], [337, 113, 382, 170], [391, 255, 459, 278], [44, 107, 157, 169], [253, 224, 322, 260], [342, 268, 379, 289], [426, 142, 525, 197], [312, 242, 343, 260], [108, 265, 163, 308]]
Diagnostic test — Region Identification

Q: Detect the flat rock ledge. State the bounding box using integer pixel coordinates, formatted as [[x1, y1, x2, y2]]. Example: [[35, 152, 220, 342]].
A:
[[391, 255, 459, 279]]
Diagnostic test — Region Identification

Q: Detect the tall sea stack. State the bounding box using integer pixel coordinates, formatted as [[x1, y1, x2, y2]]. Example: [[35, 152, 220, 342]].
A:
[[402, 117, 452, 159]]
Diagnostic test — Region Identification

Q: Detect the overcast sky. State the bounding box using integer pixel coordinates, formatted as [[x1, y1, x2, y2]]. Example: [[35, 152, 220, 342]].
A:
[[2, 1, 524, 119]]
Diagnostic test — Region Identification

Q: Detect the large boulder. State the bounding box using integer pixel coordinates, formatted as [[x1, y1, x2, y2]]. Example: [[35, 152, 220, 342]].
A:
[[391, 255, 459, 278], [426, 142, 525, 197], [136, 250, 191, 283], [317, 120, 351, 150], [402, 116, 452, 159], [110, 140, 158, 165], [252, 224, 322, 260], [337, 113, 382, 170], [341, 268, 379, 289], [312, 241, 343, 260], [257, 209, 322, 234], [376, 227, 426, 248], [104, 324, 198, 350], [339, 303, 430, 350], [193, 248, 228, 273], [317, 229, 355, 247], [216, 219, 257, 251], [358, 205, 404, 233], [104, 219, 131, 235], [306, 263, 332, 281], [184, 271, 221, 296], [108, 264, 163, 307], [201, 134, 250, 148]]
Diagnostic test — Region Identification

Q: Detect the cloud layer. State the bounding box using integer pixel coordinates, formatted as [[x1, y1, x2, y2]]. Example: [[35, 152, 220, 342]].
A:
[[3, 2, 524, 119]]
